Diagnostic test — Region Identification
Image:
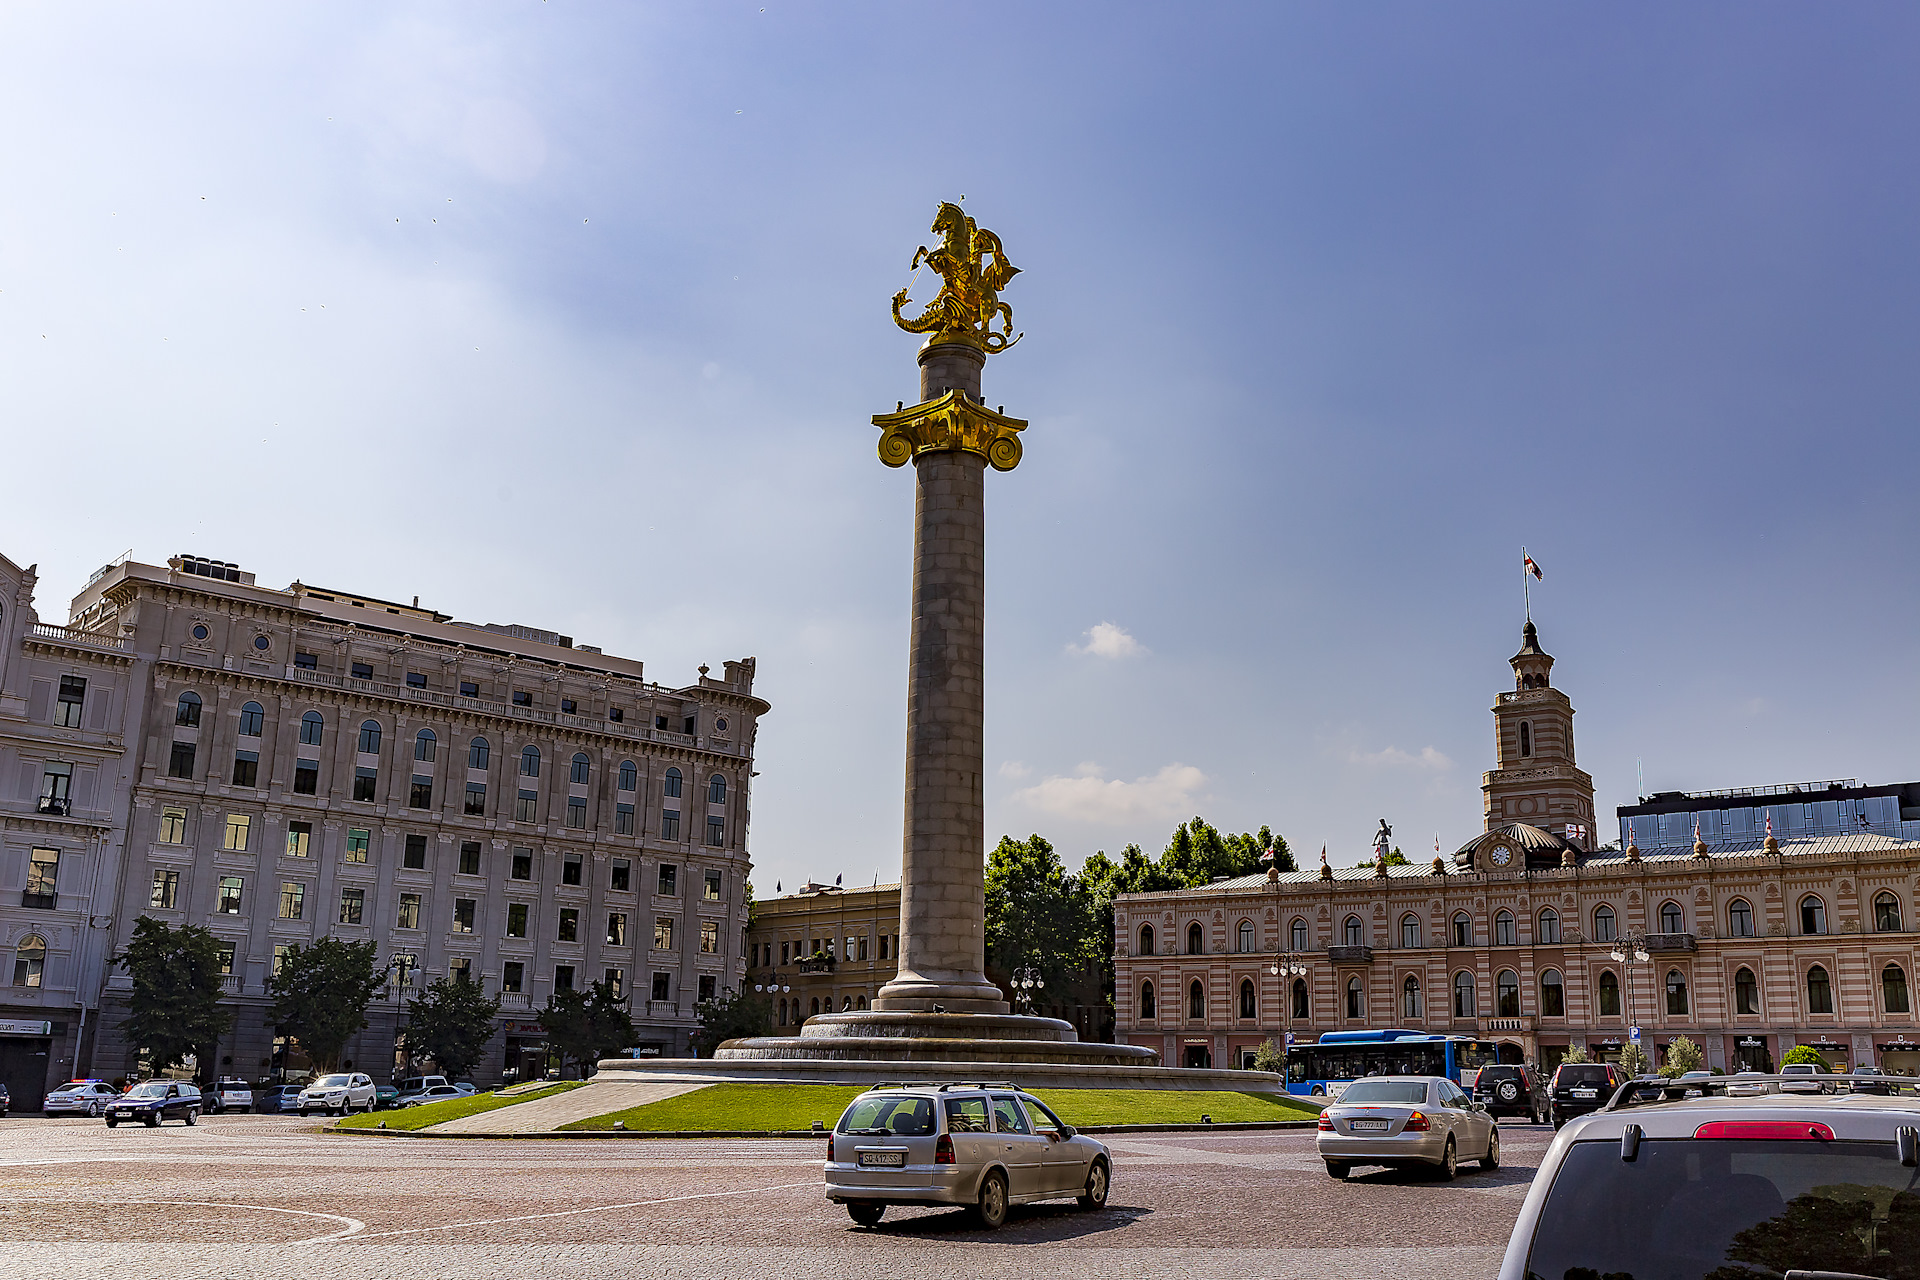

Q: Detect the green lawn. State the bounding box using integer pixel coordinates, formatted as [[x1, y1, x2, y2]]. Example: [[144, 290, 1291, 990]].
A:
[[562, 1083, 1317, 1132], [336, 1081, 585, 1132]]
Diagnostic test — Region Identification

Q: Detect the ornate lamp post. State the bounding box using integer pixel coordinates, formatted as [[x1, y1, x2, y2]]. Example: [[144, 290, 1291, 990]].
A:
[[1010, 966, 1044, 1016], [1609, 933, 1652, 1069]]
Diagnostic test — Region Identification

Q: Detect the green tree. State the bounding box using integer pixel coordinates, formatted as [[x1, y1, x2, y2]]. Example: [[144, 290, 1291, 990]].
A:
[[264, 936, 389, 1072], [1251, 1037, 1285, 1075], [1560, 1043, 1589, 1064], [1619, 1042, 1651, 1077], [400, 975, 502, 1081], [114, 916, 233, 1076], [1353, 846, 1412, 869], [690, 986, 771, 1058], [1781, 1044, 1830, 1070], [1661, 1035, 1704, 1077], [538, 979, 635, 1076], [985, 834, 1096, 990]]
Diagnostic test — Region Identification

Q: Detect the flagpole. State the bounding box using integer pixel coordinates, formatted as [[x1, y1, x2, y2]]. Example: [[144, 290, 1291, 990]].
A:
[[1522, 546, 1531, 623]]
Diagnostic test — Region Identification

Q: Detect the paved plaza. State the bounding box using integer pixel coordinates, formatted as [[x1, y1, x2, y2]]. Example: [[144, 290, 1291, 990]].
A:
[[0, 1113, 1544, 1278]]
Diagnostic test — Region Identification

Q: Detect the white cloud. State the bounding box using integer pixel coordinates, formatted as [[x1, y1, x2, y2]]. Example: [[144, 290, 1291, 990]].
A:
[[1012, 762, 1206, 825], [1347, 745, 1453, 771], [1066, 621, 1145, 659], [997, 760, 1032, 781]]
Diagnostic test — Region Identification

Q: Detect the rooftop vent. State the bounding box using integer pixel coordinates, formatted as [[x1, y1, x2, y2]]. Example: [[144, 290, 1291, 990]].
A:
[[169, 555, 253, 585]]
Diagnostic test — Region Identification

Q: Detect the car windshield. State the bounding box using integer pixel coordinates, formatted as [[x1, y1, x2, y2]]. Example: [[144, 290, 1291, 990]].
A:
[[126, 1082, 170, 1098], [1526, 1138, 1920, 1280], [1339, 1081, 1429, 1104], [316, 1074, 352, 1087], [837, 1095, 935, 1135], [1557, 1065, 1611, 1086]]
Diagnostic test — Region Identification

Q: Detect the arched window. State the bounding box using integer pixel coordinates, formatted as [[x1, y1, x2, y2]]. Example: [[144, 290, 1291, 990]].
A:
[[1519, 723, 1532, 757], [357, 720, 382, 754], [1188, 980, 1205, 1020], [1800, 896, 1828, 936], [1237, 920, 1255, 953], [1884, 964, 1910, 1014], [856, 995, 868, 1010], [1400, 914, 1422, 948], [1402, 974, 1422, 1018], [175, 691, 202, 727], [1494, 910, 1516, 946], [12, 935, 46, 987], [1139, 924, 1156, 956], [1239, 978, 1256, 1019], [469, 736, 490, 769], [809, 997, 820, 1017], [1291, 977, 1309, 1019], [1875, 893, 1903, 933], [776, 998, 786, 1026], [618, 761, 637, 791], [1665, 969, 1689, 1016], [571, 753, 591, 784], [414, 728, 437, 762], [1452, 912, 1473, 947], [520, 746, 540, 778], [1734, 967, 1759, 1015], [300, 710, 324, 746], [1187, 922, 1204, 955], [709, 774, 726, 804], [1659, 900, 1683, 933], [664, 768, 682, 798], [1806, 965, 1834, 1014], [1343, 916, 1363, 947], [1540, 969, 1564, 1017], [1346, 975, 1364, 1019], [1139, 980, 1156, 1019], [1496, 970, 1520, 1016], [1598, 970, 1621, 1017], [238, 701, 265, 736], [1538, 908, 1561, 944], [1727, 898, 1754, 938], [1290, 918, 1308, 951], [1593, 905, 1617, 943], [1453, 972, 1476, 1018]]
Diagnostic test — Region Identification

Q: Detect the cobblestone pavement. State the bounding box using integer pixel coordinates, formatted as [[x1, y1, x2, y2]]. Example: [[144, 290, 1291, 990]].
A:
[[0, 1114, 1547, 1278]]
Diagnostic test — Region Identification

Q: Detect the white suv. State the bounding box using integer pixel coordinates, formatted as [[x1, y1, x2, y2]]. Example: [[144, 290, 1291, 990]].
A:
[[297, 1072, 376, 1116]]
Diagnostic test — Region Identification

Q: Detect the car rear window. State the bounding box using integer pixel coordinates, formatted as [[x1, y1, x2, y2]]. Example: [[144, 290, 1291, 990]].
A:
[[1555, 1065, 1611, 1087], [836, 1095, 935, 1136], [1526, 1138, 1920, 1280], [1339, 1081, 1429, 1104]]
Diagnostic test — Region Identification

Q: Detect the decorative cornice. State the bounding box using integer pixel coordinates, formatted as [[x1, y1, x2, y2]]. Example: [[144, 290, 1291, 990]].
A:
[[874, 390, 1026, 472]]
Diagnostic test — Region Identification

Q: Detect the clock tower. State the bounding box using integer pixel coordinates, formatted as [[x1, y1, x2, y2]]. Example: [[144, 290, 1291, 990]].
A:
[[1480, 619, 1596, 850]]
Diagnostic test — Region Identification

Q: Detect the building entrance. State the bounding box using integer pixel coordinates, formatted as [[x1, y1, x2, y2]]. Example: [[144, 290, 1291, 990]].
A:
[[1182, 1045, 1211, 1069], [0, 1036, 53, 1104], [1733, 1036, 1772, 1072]]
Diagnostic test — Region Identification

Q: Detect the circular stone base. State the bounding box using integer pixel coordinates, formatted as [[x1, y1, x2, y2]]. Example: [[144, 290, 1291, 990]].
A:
[[714, 1010, 1159, 1067]]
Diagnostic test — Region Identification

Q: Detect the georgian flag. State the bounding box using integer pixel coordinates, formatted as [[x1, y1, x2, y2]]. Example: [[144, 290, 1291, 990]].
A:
[[1524, 553, 1544, 581], [1565, 823, 1587, 841]]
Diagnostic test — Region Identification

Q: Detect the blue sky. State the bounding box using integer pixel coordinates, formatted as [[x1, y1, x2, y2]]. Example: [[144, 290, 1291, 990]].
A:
[[4, 4, 1917, 889]]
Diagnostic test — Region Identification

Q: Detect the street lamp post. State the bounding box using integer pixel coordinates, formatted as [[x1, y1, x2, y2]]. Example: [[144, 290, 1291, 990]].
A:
[[1010, 966, 1044, 1016], [1270, 950, 1310, 1075], [1609, 933, 1652, 1070]]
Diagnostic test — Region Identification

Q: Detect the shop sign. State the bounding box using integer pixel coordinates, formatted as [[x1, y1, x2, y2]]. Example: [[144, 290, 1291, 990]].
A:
[[0, 1020, 52, 1037], [1737, 1037, 1766, 1048], [1183, 1038, 1212, 1045], [1877, 1041, 1920, 1052], [504, 1022, 548, 1035]]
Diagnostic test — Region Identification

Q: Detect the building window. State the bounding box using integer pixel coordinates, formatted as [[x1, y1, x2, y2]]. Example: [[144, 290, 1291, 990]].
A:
[[1807, 965, 1834, 1015], [1593, 906, 1617, 943], [651, 972, 670, 1002], [519, 746, 540, 778], [1496, 969, 1520, 1017], [559, 699, 576, 715], [506, 903, 528, 937], [660, 810, 680, 841], [159, 807, 188, 844], [176, 691, 202, 726], [607, 913, 627, 945], [780, 941, 790, 966], [704, 869, 722, 901], [273, 944, 294, 975], [663, 768, 683, 799], [407, 672, 428, 690], [701, 921, 719, 954], [1884, 964, 1910, 1015], [410, 776, 434, 809], [237, 701, 264, 736], [700, 974, 719, 1004], [468, 737, 490, 769], [1400, 914, 1421, 948], [230, 750, 258, 788], [654, 918, 674, 951], [558, 908, 579, 942], [24, 848, 59, 908], [618, 761, 637, 792], [215, 942, 235, 974], [358, 720, 382, 754], [608, 707, 624, 723], [1292, 977, 1309, 1019], [1452, 912, 1472, 947], [1598, 970, 1621, 1017], [1665, 969, 1689, 1016], [403, 834, 427, 870], [1138, 924, 1156, 956], [515, 790, 537, 823], [13, 936, 46, 987], [299, 711, 324, 746], [392, 954, 416, 989], [294, 652, 317, 670], [351, 662, 374, 680], [1188, 980, 1205, 1020], [345, 828, 370, 863], [1403, 974, 1422, 1018], [1237, 920, 1256, 953], [279, 882, 305, 920], [1800, 896, 1828, 936], [566, 798, 587, 829], [556, 965, 575, 992], [453, 899, 475, 933], [511, 849, 532, 880], [1452, 972, 1476, 1018], [338, 887, 365, 926], [168, 742, 196, 779], [1290, 918, 1308, 951], [1346, 975, 1364, 1019], [294, 760, 319, 794], [460, 682, 480, 699], [709, 774, 726, 804], [1540, 969, 1564, 1017], [353, 767, 378, 802], [611, 859, 631, 892], [1138, 981, 1155, 1019], [223, 813, 251, 851], [1343, 916, 1363, 947], [218, 876, 243, 914], [448, 957, 472, 983], [658, 863, 678, 896], [570, 753, 591, 785], [1734, 967, 1760, 1015], [1728, 899, 1754, 938], [1659, 901, 1683, 933], [1187, 922, 1204, 955], [1875, 893, 1903, 933], [1494, 910, 1516, 946], [1239, 978, 1256, 1019], [285, 821, 312, 858], [512, 691, 532, 708], [502, 962, 524, 994], [561, 857, 582, 887], [397, 893, 421, 930], [1538, 908, 1561, 944], [706, 816, 725, 846], [615, 803, 635, 835], [150, 869, 180, 909], [604, 968, 625, 999], [1519, 722, 1532, 757], [415, 729, 437, 762], [466, 783, 486, 815], [51, 675, 86, 727]]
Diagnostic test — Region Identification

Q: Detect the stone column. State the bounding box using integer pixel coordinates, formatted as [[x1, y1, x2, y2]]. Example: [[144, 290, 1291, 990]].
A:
[[873, 340, 1008, 1014]]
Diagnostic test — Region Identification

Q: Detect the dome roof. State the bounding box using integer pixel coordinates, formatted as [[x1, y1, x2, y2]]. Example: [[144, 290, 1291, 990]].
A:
[[1455, 821, 1580, 871]]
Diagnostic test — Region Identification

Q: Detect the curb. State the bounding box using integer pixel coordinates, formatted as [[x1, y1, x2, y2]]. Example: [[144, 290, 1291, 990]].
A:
[[328, 1118, 1320, 1139]]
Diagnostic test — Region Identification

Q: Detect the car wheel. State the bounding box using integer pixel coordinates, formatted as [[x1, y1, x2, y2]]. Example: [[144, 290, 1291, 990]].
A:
[[184, 1108, 197, 1126], [1433, 1138, 1457, 1181], [105, 1118, 117, 1128], [1310, 1085, 1326, 1097], [298, 1109, 310, 1118], [1078, 1159, 1109, 1209], [88, 1102, 102, 1118], [974, 1171, 1008, 1230], [145, 1114, 160, 1128], [1496, 1081, 1520, 1104], [1324, 1161, 1349, 1180], [847, 1202, 885, 1227], [1480, 1126, 1499, 1170]]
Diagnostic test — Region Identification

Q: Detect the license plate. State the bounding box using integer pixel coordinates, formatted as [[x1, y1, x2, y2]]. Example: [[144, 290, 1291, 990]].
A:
[[859, 1151, 906, 1167], [1571, 1088, 1597, 1099], [1348, 1119, 1389, 1132]]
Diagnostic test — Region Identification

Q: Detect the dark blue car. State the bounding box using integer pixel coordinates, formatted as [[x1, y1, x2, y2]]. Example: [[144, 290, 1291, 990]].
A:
[[106, 1080, 201, 1127]]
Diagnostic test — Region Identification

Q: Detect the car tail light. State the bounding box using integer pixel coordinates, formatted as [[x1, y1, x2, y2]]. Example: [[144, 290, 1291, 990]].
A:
[[1693, 1121, 1833, 1142], [935, 1134, 955, 1164], [826, 1135, 834, 1163], [1403, 1111, 1431, 1132], [1316, 1114, 1333, 1131]]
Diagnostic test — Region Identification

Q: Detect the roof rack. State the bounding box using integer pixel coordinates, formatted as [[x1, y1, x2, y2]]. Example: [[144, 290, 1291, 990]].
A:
[[1600, 1072, 1920, 1112], [867, 1081, 1018, 1092]]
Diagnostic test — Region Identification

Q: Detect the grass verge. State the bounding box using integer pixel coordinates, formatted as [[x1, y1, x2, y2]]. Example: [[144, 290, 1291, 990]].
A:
[[561, 1083, 1316, 1132], [336, 1081, 585, 1131]]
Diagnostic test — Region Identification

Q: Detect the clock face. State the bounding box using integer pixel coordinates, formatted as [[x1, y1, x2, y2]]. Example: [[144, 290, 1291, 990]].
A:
[[1489, 846, 1513, 868]]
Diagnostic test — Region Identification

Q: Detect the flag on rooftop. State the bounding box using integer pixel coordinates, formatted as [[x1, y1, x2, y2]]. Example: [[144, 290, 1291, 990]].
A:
[[1524, 553, 1543, 580]]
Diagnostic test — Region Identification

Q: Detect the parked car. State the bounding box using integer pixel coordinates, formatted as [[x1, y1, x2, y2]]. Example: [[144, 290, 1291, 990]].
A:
[[43, 1080, 123, 1117], [451, 1082, 478, 1096], [395, 1084, 464, 1109], [373, 1084, 400, 1110], [1547, 1062, 1627, 1129], [1496, 1075, 1920, 1279], [394, 1075, 449, 1096], [1778, 1062, 1831, 1095], [1724, 1069, 1771, 1097], [1846, 1065, 1894, 1096], [297, 1073, 377, 1117], [1473, 1064, 1547, 1123], [252, 1084, 305, 1114], [823, 1083, 1111, 1229], [106, 1080, 201, 1127], [208, 1079, 254, 1114], [0, 1081, 9, 1116], [1317, 1075, 1499, 1181]]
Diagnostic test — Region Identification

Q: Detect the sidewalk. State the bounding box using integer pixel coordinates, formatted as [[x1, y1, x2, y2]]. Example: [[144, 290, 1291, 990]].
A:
[[425, 1081, 709, 1135]]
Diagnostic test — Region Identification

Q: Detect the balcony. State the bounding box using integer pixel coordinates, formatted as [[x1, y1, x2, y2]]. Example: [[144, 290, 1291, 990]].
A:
[[28, 622, 129, 652], [19, 892, 56, 910], [797, 953, 837, 974], [1326, 945, 1374, 964], [1644, 933, 1698, 953], [1485, 1016, 1535, 1034], [36, 797, 70, 816]]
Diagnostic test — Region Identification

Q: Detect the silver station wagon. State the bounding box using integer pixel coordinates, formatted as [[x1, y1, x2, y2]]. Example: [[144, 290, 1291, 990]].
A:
[[824, 1083, 1112, 1229]]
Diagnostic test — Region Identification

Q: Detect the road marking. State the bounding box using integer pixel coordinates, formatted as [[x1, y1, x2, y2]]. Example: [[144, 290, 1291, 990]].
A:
[[344, 1179, 820, 1241], [3, 1199, 365, 1245]]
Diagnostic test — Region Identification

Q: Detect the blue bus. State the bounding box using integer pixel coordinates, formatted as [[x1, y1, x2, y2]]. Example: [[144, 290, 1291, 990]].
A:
[[1285, 1029, 1501, 1097]]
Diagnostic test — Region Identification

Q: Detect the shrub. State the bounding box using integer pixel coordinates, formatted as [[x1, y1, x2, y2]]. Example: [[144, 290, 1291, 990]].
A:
[[1781, 1044, 1831, 1071]]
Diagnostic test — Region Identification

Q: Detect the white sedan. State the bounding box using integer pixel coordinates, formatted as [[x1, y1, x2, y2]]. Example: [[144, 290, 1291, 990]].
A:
[[296, 1072, 377, 1116], [43, 1080, 122, 1117], [1316, 1075, 1499, 1180], [396, 1084, 465, 1108]]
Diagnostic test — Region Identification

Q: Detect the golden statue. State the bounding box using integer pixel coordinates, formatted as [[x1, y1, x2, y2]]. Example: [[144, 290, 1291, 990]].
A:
[[891, 202, 1022, 353]]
